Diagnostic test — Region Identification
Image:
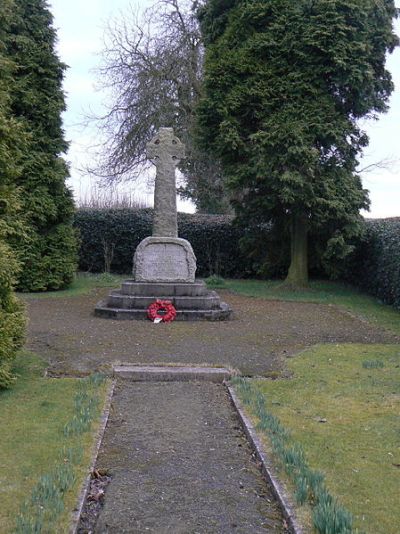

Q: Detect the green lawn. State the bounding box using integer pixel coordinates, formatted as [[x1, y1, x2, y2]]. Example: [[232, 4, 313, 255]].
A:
[[0, 352, 109, 533], [234, 344, 400, 534], [223, 279, 400, 335]]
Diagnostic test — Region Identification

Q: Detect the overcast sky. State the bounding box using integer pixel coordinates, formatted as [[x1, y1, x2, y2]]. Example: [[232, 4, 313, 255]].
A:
[[49, 0, 400, 217]]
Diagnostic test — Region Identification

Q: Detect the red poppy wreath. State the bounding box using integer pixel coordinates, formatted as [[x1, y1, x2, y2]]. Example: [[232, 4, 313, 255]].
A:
[[147, 299, 177, 323]]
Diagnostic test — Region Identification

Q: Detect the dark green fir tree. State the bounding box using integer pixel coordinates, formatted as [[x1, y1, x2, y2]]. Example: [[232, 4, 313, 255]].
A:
[[197, 0, 399, 286], [7, 0, 77, 291], [0, 0, 26, 387]]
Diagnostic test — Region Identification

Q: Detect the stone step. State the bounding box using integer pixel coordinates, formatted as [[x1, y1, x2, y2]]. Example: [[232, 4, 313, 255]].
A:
[[113, 365, 233, 383], [107, 291, 221, 310], [120, 280, 207, 297], [94, 300, 232, 321]]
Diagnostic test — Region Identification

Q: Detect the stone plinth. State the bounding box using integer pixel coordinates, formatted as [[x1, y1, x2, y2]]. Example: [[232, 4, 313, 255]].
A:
[[133, 237, 196, 283], [94, 280, 233, 321]]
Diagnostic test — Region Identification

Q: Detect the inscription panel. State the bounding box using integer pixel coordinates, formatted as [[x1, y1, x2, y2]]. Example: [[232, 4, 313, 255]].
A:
[[133, 237, 196, 283], [144, 243, 189, 280]]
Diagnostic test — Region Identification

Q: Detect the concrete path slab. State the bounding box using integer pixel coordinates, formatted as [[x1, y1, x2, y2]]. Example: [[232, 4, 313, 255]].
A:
[[113, 365, 233, 382], [91, 382, 285, 533]]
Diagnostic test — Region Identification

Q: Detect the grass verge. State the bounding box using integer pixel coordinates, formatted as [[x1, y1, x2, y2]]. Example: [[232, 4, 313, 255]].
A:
[[19, 272, 126, 299], [0, 352, 109, 532], [233, 344, 400, 534], [222, 279, 400, 335]]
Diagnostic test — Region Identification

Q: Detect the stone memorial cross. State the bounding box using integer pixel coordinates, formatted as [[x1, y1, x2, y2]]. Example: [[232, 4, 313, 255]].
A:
[[147, 127, 185, 238], [95, 123, 230, 317]]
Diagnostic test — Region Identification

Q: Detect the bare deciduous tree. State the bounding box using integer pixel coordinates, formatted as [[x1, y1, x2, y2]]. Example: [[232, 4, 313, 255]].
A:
[[90, 0, 230, 213]]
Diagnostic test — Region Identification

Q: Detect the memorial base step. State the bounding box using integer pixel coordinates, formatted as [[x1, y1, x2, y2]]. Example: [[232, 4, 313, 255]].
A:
[[94, 279, 233, 321], [120, 280, 208, 297], [94, 300, 232, 321], [107, 290, 221, 310]]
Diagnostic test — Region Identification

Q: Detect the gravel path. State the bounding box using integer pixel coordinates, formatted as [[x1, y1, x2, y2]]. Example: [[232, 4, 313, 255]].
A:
[[25, 289, 398, 376], [87, 381, 285, 534]]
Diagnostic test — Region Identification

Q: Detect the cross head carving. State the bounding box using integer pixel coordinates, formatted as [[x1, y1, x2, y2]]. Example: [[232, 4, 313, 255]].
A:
[[147, 127, 185, 166]]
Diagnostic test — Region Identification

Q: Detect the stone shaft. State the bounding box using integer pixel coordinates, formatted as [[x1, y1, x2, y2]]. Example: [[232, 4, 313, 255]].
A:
[[147, 127, 185, 238], [153, 159, 177, 237]]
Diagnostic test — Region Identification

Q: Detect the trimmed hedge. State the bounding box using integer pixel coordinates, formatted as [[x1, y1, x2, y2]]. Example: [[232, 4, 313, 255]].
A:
[[0, 240, 26, 389], [74, 208, 252, 278], [346, 218, 400, 309], [17, 222, 78, 292], [74, 209, 400, 309]]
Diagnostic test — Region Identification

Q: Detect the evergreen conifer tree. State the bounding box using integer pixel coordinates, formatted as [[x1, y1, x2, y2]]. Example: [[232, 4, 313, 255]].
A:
[[7, 0, 77, 291], [0, 0, 26, 387], [197, 0, 398, 285]]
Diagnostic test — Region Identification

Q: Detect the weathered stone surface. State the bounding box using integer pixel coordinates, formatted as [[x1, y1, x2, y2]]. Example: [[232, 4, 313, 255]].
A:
[[107, 291, 220, 310], [133, 236, 196, 283], [120, 280, 207, 297], [147, 127, 185, 238]]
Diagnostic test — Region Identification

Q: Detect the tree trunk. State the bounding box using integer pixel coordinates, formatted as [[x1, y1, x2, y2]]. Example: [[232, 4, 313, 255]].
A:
[[285, 212, 309, 287]]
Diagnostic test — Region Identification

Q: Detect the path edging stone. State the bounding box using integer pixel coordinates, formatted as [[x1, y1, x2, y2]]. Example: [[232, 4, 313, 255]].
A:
[[226, 385, 304, 534], [70, 380, 116, 534]]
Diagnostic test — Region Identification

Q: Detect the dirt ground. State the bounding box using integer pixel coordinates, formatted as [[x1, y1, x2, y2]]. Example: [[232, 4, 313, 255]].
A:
[[25, 288, 398, 376], [84, 382, 285, 534]]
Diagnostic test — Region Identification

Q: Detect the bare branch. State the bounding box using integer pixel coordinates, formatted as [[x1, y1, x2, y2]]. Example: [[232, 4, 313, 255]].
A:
[[358, 156, 399, 174], [84, 0, 228, 212]]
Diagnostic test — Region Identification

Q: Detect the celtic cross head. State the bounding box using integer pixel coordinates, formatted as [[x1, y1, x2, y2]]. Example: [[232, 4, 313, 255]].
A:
[[146, 127, 185, 167]]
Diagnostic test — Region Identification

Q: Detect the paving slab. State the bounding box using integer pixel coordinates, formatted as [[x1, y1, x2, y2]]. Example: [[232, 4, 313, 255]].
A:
[[90, 382, 285, 533]]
